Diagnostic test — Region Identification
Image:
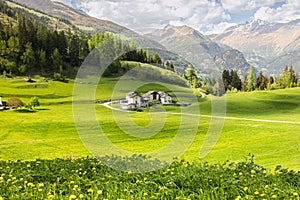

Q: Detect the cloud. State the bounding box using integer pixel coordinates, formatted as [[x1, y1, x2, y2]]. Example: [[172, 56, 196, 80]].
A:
[[52, 0, 299, 34], [254, 0, 300, 23], [65, 0, 231, 34], [221, 0, 283, 12]]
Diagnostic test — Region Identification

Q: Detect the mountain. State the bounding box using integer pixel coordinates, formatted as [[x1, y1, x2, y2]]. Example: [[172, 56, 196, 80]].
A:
[[212, 19, 300, 75], [147, 25, 250, 77], [10, 0, 165, 49]]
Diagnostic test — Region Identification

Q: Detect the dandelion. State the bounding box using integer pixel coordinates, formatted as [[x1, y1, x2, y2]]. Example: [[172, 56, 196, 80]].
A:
[[293, 192, 299, 197], [239, 172, 243, 176], [251, 170, 256, 174], [27, 182, 34, 187], [69, 194, 76, 200], [254, 191, 259, 195], [97, 190, 103, 195], [0, 177, 4, 182], [38, 188, 43, 192], [38, 183, 44, 188], [271, 194, 277, 199], [27, 164, 31, 168], [128, 171, 132, 175], [73, 185, 79, 190], [48, 194, 54, 199], [235, 196, 242, 200], [88, 188, 93, 193], [0, 197, 3, 200]]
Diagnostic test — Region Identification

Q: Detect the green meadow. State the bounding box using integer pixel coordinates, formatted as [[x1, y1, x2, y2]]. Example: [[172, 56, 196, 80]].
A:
[[0, 73, 299, 171]]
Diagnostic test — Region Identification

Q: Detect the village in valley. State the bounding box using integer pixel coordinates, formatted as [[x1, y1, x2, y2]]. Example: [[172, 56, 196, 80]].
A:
[[120, 91, 173, 110]]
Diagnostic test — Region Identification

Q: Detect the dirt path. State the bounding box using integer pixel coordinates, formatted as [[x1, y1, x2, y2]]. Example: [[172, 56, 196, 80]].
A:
[[100, 102, 300, 125]]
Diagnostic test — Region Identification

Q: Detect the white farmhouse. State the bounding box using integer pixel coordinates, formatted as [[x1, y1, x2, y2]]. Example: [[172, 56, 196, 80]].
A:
[[126, 92, 142, 107], [142, 91, 160, 102], [158, 91, 172, 104]]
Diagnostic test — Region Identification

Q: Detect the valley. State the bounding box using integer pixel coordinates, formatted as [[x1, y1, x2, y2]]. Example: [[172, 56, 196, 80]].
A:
[[0, 0, 300, 199], [1, 74, 299, 171]]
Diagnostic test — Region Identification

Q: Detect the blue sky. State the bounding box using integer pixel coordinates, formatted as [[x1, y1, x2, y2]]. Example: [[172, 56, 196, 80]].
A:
[[54, 0, 300, 34]]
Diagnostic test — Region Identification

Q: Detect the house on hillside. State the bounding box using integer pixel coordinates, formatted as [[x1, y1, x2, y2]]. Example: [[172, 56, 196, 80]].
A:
[[142, 91, 160, 102], [126, 92, 141, 106], [121, 92, 149, 110], [158, 91, 172, 104], [120, 91, 173, 110]]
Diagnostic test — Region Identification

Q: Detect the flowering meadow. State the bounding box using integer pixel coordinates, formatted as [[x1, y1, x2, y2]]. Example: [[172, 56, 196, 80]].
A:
[[0, 155, 299, 199]]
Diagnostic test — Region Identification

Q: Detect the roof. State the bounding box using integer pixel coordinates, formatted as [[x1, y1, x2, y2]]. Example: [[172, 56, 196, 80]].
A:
[[126, 92, 140, 98], [158, 91, 171, 98], [143, 91, 159, 97]]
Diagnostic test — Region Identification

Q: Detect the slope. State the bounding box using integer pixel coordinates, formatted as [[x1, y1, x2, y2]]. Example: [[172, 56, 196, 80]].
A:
[[10, 0, 165, 49]]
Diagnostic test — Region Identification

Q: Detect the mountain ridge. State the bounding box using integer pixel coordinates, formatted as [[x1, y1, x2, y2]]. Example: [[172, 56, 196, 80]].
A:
[[147, 24, 250, 77], [212, 19, 300, 75]]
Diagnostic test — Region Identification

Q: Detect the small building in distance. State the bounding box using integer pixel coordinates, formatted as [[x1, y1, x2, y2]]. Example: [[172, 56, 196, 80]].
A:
[[121, 92, 149, 110], [142, 91, 160, 102], [159, 91, 173, 104], [120, 91, 173, 110]]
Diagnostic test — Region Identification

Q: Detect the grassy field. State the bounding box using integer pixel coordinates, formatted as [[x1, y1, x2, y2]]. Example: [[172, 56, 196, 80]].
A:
[[0, 73, 299, 171], [0, 156, 299, 199]]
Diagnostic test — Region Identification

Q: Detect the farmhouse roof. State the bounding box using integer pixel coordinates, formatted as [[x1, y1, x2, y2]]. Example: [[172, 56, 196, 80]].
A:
[[126, 92, 140, 98], [158, 91, 169, 97], [143, 91, 158, 97]]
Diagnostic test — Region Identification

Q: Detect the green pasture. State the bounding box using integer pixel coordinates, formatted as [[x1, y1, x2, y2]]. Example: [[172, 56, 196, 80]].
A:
[[0, 75, 299, 170]]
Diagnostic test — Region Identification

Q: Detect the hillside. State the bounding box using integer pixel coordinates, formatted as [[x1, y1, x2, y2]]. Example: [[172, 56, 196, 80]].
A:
[[212, 19, 300, 76], [147, 25, 250, 77], [10, 0, 165, 49]]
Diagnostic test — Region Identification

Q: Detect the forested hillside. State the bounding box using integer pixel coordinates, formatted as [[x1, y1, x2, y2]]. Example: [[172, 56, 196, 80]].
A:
[[0, 1, 171, 79]]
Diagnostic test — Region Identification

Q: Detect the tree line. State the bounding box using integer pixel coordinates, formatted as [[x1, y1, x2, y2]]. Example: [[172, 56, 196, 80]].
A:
[[183, 64, 300, 96]]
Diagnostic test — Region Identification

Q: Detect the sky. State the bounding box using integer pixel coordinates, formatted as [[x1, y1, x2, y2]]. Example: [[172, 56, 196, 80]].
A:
[[54, 0, 300, 35]]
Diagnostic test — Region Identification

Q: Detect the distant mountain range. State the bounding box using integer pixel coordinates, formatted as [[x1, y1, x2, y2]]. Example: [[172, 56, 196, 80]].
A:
[[147, 25, 250, 77], [212, 19, 300, 75]]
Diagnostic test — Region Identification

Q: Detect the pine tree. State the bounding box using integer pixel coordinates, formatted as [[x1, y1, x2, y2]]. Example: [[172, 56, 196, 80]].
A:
[[247, 65, 255, 91]]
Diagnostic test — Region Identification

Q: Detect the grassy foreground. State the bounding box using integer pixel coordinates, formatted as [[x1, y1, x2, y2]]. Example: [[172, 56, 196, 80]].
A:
[[0, 155, 299, 199], [0, 75, 299, 171]]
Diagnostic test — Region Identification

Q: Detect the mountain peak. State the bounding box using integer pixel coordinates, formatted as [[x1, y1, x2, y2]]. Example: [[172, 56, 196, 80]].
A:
[[164, 24, 205, 38]]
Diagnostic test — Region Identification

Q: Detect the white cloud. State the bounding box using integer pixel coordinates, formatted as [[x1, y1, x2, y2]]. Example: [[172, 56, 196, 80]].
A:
[[52, 0, 299, 34], [254, 0, 300, 23], [205, 22, 238, 35], [63, 0, 231, 34], [221, 0, 282, 12]]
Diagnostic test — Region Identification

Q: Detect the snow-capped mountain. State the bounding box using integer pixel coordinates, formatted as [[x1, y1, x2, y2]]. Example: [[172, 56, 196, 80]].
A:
[[212, 19, 300, 75]]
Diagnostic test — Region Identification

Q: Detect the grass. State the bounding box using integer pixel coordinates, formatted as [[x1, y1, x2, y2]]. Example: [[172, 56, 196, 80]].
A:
[[0, 156, 299, 199], [5, 1, 57, 21], [0, 73, 300, 171]]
